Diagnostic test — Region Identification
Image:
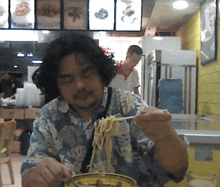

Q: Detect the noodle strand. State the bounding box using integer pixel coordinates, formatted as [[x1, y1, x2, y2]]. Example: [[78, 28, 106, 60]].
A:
[[88, 116, 118, 172]]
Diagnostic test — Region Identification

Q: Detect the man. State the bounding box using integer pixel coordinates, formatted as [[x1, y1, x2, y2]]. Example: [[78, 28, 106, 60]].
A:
[[21, 33, 188, 187], [0, 73, 23, 98], [109, 45, 142, 96], [0, 82, 3, 98]]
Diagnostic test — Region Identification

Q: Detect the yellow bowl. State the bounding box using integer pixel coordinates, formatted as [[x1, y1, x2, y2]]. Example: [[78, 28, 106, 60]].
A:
[[65, 173, 137, 187]]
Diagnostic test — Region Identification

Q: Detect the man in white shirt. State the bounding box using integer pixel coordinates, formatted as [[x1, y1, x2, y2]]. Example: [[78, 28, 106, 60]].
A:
[[109, 45, 142, 96]]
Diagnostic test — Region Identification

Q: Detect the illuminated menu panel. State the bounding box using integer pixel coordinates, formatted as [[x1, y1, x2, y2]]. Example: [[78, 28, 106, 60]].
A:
[[37, 0, 60, 29], [116, 0, 142, 31], [89, 0, 114, 30], [11, 0, 34, 29], [0, 1, 8, 28], [64, 0, 87, 30]]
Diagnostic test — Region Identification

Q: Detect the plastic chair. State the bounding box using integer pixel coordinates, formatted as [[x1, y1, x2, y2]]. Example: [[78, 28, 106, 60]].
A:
[[0, 119, 17, 187]]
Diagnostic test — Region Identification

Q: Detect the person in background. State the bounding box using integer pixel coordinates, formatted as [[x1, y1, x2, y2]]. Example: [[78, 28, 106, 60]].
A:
[[0, 73, 23, 98], [21, 33, 188, 187], [0, 82, 3, 98], [109, 45, 142, 96]]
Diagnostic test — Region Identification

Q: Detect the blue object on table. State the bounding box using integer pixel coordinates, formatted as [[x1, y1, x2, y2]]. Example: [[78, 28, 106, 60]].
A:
[[158, 79, 183, 114]]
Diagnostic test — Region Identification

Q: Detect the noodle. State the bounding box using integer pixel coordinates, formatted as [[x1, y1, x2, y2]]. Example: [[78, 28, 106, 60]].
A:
[[88, 116, 118, 172]]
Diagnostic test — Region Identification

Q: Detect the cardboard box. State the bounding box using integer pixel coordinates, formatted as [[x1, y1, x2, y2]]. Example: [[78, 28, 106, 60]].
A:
[[14, 109, 25, 119], [24, 108, 41, 119], [0, 109, 24, 119]]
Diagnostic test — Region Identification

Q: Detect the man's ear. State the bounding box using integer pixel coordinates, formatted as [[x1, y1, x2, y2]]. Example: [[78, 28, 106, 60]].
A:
[[126, 52, 131, 59]]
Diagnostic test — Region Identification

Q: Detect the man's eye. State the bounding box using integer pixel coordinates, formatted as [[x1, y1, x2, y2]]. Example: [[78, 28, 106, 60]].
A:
[[60, 77, 74, 84], [83, 71, 92, 78]]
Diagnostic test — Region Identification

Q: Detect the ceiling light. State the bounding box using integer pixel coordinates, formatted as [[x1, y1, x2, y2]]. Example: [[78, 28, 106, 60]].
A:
[[153, 37, 163, 40], [42, 30, 50, 34], [32, 60, 43, 64], [17, 52, 25, 57], [27, 53, 33, 57], [14, 65, 18, 69], [173, 0, 189, 10], [0, 30, 38, 41]]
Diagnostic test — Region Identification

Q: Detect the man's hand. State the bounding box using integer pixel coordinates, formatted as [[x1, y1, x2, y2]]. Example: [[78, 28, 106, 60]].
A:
[[134, 107, 174, 142], [22, 157, 72, 187], [134, 107, 188, 176]]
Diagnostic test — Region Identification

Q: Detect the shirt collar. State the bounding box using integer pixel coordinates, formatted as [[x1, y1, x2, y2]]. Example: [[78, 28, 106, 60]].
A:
[[117, 61, 134, 72]]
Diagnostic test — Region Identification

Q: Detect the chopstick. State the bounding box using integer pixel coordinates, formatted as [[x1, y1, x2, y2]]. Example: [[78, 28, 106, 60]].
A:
[[116, 116, 135, 121], [115, 109, 168, 121]]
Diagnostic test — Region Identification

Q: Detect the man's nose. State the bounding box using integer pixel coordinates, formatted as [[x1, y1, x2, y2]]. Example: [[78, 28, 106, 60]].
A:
[[75, 78, 85, 89]]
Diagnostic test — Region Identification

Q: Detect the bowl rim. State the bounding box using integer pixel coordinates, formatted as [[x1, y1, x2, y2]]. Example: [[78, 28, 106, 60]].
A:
[[186, 170, 218, 179], [65, 172, 137, 186]]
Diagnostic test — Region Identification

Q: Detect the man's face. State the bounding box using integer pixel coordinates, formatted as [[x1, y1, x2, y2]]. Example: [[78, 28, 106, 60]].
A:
[[126, 53, 142, 69], [57, 53, 104, 111], [5, 74, 11, 80]]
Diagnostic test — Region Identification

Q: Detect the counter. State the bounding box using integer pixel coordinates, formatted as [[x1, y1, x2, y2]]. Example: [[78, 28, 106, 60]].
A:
[[171, 114, 220, 144], [165, 114, 220, 187]]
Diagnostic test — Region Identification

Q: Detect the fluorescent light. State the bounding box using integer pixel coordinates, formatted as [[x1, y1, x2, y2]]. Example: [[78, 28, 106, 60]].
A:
[[0, 30, 38, 41], [17, 52, 25, 57], [173, 1, 189, 10], [42, 30, 50, 34], [27, 53, 33, 57], [32, 60, 43, 64], [153, 37, 163, 40]]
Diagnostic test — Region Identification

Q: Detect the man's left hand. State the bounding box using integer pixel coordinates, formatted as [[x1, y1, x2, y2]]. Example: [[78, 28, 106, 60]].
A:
[[134, 107, 175, 142]]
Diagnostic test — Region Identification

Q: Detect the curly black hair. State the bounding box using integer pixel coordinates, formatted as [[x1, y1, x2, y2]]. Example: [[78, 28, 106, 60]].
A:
[[32, 32, 117, 103]]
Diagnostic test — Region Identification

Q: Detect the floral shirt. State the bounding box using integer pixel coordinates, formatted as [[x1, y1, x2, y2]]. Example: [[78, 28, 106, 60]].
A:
[[21, 87, 185, 187]]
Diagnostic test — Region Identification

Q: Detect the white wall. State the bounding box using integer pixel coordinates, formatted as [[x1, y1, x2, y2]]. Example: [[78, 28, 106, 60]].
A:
[[98, 36, 142, 62]]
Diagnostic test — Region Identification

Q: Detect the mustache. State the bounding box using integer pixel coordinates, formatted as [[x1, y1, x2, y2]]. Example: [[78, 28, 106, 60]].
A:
[[73, 89, 93, 100]]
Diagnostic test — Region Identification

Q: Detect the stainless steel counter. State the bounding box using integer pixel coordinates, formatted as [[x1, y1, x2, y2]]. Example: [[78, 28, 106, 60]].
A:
[[172, 114, 220, 144]]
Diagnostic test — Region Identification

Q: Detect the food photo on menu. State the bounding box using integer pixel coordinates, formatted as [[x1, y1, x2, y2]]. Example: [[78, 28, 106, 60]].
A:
[[116, 0, 142, 31], [37, 0, 60, 29], [64, 0, 87, 30], [11, 0, 34, 29], [89, 0, 114, 30], [0, 1, 8, 28]]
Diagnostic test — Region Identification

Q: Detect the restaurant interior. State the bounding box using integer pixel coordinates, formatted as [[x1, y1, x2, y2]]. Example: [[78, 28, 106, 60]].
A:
[[0, 0, 220, 186]]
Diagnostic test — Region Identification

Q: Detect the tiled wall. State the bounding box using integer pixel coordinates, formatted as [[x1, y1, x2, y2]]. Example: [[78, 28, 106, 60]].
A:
[[176, 12, 220, 117]]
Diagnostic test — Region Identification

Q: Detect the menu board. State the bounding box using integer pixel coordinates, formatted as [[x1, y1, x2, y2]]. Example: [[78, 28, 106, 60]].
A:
[[116, 0, 142, 31], [89, 0, 114, 30], [11, 0, 34, 29], [37, 0, 60, 29], [64, 0, 87, 30], [0, 1, 8, 28]]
